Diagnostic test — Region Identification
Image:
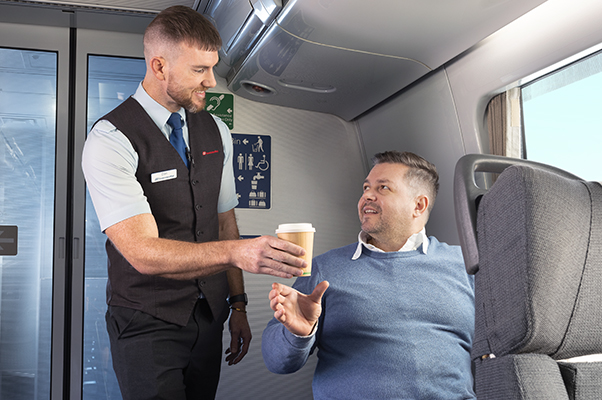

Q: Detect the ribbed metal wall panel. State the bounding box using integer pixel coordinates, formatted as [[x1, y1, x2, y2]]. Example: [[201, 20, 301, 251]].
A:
[[212, 77, 366, 399]]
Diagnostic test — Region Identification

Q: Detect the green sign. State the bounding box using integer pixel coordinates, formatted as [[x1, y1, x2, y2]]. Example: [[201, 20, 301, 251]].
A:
[[205, 92, 234, 129]]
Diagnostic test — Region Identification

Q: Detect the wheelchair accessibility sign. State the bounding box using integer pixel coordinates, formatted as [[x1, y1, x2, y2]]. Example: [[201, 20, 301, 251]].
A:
[[232, 134, 271, 209]]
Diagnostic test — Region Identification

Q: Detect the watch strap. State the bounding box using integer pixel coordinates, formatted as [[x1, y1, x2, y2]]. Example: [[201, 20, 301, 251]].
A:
[[228, 293, 248, 306]]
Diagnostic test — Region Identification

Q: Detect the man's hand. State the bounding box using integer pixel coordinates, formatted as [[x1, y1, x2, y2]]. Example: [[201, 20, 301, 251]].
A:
[[269, 281, 330, 336], [231, 236, 307, 279], [225, 307, 252, 365], [105, 213, 307, 280]]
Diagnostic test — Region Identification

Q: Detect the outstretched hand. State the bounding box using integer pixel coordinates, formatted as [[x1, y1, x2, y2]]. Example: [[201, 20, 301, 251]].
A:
[[269, 281, 330, 336]]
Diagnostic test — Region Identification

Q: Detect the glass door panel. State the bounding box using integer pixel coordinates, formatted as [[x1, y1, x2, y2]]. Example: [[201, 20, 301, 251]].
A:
[[0, 46, 56, 400], [82, 55, 146, 400]]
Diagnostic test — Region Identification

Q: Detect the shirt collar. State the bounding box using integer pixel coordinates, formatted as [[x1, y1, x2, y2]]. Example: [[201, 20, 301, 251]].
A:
[[352, 228, 428, 260], [132, 82, 186, 141]]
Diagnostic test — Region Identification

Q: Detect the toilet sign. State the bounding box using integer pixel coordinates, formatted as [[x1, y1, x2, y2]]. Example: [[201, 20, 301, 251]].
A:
[[232, 134, 271, 209]]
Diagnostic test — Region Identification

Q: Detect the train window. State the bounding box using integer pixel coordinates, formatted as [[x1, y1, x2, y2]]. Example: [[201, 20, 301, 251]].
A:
[[521, 50, 602, 181], [84, 54, 145, 400]]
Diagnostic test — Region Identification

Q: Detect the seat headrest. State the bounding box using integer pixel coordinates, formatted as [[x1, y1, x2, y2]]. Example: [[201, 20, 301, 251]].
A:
[[475, 164, 602, 359], [454, 154, 582, 274]]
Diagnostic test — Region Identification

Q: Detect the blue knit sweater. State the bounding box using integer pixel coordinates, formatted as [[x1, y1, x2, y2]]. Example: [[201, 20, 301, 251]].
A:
[[262, 237, 475, 399]]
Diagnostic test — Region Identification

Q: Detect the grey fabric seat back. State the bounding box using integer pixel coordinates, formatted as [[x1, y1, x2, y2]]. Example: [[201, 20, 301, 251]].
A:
[[474, 164, 602, 360], [453, 154, 602, 400]]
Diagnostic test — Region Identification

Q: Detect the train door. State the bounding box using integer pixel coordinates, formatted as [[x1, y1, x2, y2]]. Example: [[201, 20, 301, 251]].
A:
[[0, 11, 148, 398], [74, 29, 146, 400], [0, 19, 71, 400]]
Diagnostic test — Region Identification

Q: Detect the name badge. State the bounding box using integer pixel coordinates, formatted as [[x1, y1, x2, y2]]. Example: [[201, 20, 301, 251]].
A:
[[151, 169, 177, 183]]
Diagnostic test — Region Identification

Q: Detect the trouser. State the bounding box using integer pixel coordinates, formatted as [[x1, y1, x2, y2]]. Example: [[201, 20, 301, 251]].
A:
[[106, 299, 228, 400]]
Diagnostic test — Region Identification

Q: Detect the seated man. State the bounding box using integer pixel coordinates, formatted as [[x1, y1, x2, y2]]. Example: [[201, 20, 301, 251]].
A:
[[262, 151, 476, 399]]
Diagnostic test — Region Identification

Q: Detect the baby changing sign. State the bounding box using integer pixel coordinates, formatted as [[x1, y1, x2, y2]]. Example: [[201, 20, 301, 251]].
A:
[[232, 134, 271, 209]]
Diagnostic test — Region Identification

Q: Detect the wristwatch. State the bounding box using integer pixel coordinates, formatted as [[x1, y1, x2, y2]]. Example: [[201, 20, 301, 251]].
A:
[[228, 293, 248, 306]]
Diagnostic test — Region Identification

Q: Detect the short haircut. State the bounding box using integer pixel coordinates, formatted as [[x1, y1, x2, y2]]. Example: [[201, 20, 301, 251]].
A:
[[372, 150, 439, 212], [144, 5, 222, 54]]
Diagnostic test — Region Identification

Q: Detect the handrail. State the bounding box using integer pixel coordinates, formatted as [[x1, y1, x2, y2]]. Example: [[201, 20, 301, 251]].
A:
[[453, 154, 581, 274]]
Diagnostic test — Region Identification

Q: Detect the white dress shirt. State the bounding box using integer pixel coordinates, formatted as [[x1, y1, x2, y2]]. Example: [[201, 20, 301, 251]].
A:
[[352, 228, 429, 260]]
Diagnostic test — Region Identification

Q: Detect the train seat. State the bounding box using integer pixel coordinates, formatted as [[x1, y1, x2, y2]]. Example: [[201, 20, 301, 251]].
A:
[[453, 154, 602, 400]]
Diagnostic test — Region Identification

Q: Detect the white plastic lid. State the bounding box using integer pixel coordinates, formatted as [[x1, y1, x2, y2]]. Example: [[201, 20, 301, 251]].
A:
[[275, 223, 315, 233]]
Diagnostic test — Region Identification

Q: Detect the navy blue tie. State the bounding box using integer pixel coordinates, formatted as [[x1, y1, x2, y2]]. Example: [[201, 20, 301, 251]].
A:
[[167, 112, 189, 168]]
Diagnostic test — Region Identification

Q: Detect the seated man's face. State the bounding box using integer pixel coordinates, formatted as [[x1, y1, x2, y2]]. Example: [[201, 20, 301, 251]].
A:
[[358, 162, 418, 244]]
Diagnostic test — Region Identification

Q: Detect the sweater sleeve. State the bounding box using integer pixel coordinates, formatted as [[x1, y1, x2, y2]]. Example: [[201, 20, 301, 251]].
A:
[[261, 270, 321, 374], [261, 317, 316, 374]]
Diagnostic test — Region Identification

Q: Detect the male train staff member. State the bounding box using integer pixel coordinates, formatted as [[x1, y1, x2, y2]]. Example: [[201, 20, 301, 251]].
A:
[[82, 6, 306, 400]]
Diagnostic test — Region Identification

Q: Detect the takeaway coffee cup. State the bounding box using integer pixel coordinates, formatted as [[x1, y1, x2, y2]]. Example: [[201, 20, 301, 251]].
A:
[[276, 223, 315, 276]]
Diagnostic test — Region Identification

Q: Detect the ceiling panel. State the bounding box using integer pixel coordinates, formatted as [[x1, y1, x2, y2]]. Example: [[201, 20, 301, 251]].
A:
[[225, 0, 548, 120], [0, 0, 196, 14], [276, 0, 548, 70], [0, 0, 550, 120]]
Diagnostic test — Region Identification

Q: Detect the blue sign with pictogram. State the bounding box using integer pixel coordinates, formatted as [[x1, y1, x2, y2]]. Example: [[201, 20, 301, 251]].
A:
[[232, 134, 271, 209]]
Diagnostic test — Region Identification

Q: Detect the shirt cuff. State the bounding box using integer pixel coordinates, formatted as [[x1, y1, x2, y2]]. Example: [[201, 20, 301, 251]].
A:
[[291, 321, 318, 338]]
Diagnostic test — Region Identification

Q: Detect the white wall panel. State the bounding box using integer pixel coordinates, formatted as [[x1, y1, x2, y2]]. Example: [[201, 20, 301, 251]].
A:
[[355, 0, 602, 247], [213, 77, 366, 400], [446, 0, 602, 155], [356, 70, 465, 245]]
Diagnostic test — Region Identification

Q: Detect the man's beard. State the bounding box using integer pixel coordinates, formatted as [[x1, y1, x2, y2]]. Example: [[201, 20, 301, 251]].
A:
[[359, 202, 385, 235], [167, 85, 206, 114], [362, 219, 388, 237]]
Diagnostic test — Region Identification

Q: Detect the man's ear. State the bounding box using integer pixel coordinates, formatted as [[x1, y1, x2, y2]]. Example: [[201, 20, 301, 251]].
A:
[[414, 195, 429, 218], [149, 56, 167, 81]]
